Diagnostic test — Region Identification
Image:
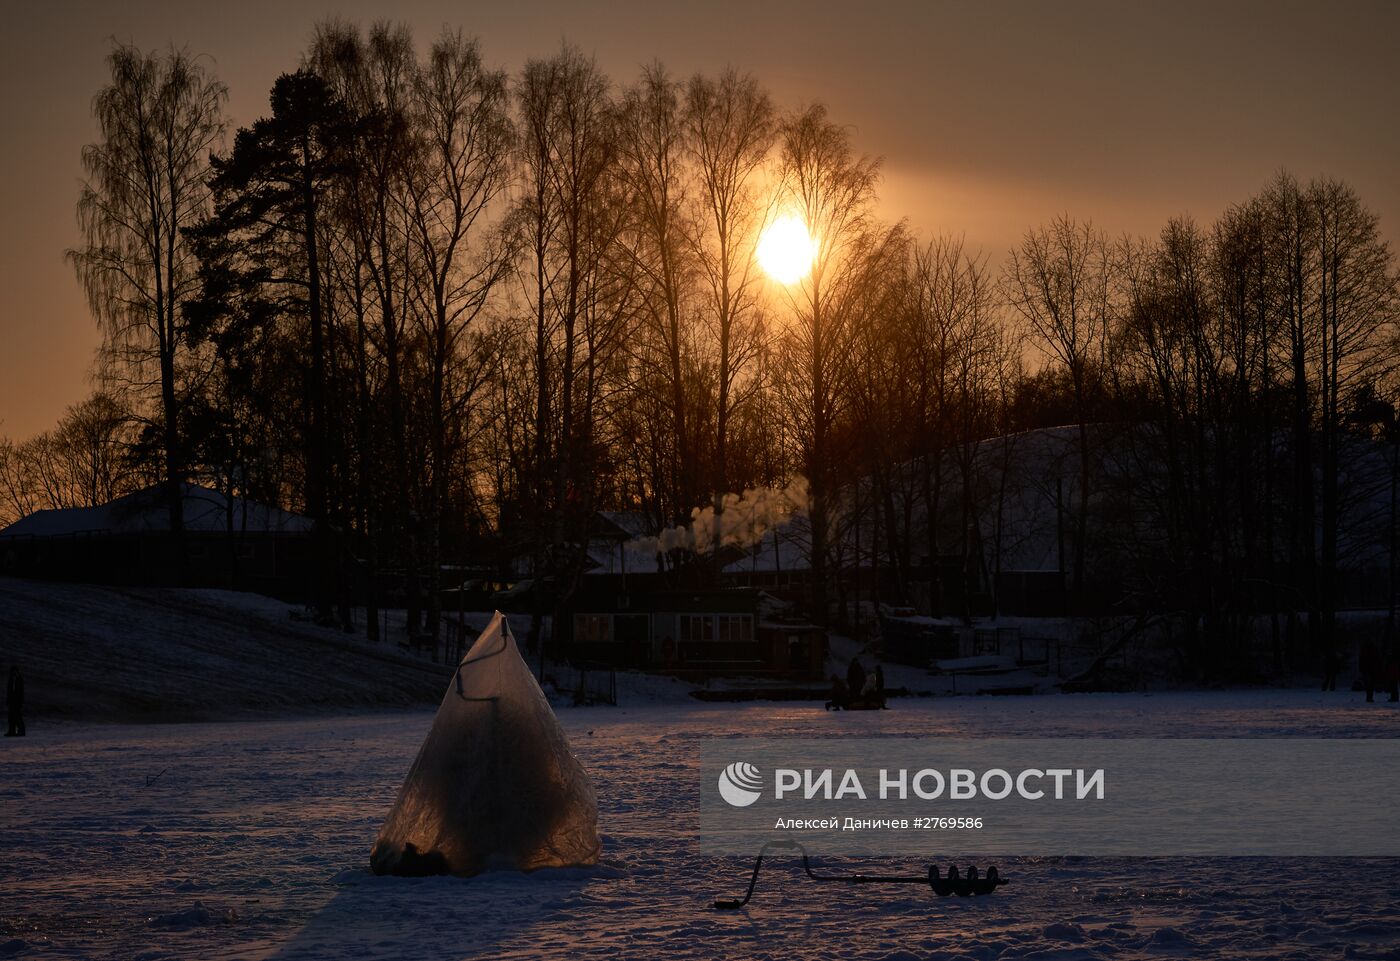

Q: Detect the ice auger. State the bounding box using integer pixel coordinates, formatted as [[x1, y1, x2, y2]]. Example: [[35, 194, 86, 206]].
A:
[[713, 838, 1006, 909]]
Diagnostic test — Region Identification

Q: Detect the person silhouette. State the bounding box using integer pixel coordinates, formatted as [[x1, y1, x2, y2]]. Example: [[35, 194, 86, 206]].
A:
[[846, 658, 866, 705], [1360, 642, 1381, 703], [826, 674, 848, 711], [1322, 647, 1340, 692], [6, 664, 24, 737]]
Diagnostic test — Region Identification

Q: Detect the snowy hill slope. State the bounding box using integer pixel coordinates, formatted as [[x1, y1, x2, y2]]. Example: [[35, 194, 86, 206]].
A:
[[0, 577, 453, 721]]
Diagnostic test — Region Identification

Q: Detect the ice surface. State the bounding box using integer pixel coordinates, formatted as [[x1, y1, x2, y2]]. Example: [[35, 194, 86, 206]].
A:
[[4, 690, 1400, 959]]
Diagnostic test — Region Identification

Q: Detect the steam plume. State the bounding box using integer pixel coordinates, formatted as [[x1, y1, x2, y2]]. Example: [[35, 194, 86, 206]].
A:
[[630, 477, 808, 557]]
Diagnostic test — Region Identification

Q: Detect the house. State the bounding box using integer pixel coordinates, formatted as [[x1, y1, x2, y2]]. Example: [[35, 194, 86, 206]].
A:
[[503, 573, 826, 679], [0, 483, 315, 598], [503, 509, 667, 582]]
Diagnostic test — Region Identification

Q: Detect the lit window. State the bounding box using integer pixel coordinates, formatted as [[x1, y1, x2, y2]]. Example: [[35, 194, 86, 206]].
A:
[[681, 614, 752, 642], [680, 614, 714, 642]]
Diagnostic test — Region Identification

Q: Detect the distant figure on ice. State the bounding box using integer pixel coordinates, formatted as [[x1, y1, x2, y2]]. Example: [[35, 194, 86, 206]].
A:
[[826, 674, 848, 711], [1387, 652, 1400, 703], [874, 664, 888, 709], [846, 658, 866, 703], [1359, 642, 1381, 703], [1321, 646, 1339, 692], [6, 664, 24, 737]]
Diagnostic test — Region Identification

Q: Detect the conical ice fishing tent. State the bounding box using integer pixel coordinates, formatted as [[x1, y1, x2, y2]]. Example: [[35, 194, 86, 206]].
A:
[[370, 612, 600, 876]]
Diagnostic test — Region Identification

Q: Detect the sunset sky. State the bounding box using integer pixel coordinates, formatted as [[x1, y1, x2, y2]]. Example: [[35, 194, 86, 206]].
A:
[[2, 0, 1397, 439]]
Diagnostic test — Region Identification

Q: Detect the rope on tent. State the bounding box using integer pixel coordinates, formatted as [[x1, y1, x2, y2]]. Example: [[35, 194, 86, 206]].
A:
[[713, 839, 1006, 909], [452, 617, 510, 700]]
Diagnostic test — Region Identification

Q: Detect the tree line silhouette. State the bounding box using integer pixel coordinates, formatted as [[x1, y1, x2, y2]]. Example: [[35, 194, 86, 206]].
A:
[[2, 23, 1397, 673]]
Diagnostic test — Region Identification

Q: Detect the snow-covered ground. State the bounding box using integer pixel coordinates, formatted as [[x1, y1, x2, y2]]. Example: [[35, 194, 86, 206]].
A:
[[0, 577, 459, 720], [5, 690, 1400, 960]]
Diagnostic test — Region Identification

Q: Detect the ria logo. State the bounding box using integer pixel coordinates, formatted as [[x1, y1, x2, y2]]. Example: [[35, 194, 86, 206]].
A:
[[718, 761, 764, 807]]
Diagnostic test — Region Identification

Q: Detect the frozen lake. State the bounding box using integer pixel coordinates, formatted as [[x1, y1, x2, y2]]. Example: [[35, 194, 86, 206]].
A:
[[4, 689, 1400, 960]]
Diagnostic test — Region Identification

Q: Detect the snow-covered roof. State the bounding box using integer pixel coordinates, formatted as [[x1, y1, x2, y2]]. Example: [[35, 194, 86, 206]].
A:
[[586, 538, 664, 575], [0, 483, 313, 537], [594, 510, 654, 539], [722, 520, 812, 573]]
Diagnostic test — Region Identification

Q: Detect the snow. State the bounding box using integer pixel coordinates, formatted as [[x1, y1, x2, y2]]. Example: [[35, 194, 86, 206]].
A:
[[5, 689, 1400, 960], [594, 512, 653, 540], [0, 483, 312, 537], [722, 519, 813, 574], [584, 539, 666, 576], [0, 575, 709, 720], [0, 577, 453, 720]]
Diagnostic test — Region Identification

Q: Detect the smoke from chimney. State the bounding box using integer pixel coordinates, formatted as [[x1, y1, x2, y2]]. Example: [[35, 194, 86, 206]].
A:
[[629, 476, 808, 557]]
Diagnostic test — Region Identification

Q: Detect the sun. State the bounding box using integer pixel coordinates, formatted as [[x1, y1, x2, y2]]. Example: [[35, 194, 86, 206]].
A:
[[756, 213, 816, 285]]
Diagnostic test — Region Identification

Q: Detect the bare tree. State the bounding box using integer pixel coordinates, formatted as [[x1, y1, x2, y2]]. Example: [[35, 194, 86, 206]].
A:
[[1212, 196, 1283, 663], [0, 394, 136, 525], [684, 69, 775, 566], [55, 393, 135, 509], [310, 20, 423, 633], [944, 248, 1000, 621], [1263, 174, 1399, 662], [405, 29, 516, 639], [1310, 177, 1398, 657], [68, 43, 226, 536], [616, 63, 697, 527], [513, 52, 566, 654], [773, 104, 886, 621], [1003, 215, 1111, 607], [902, 237, 980, 613], [0, 436, 40, 528], [513, 46, 617, 654], [1264, 174, 1323, 656]]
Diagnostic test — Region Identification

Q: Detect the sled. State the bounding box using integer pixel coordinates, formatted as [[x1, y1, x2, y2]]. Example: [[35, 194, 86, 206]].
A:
[[713, 838, 1006, 909]]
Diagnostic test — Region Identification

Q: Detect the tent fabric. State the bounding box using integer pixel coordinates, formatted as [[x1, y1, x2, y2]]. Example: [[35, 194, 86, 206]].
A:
[[370, 612, 601, 876]]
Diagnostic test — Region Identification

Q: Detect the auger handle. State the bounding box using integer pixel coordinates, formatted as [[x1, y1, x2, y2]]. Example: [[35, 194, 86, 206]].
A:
[[713, 839, 799, 909]]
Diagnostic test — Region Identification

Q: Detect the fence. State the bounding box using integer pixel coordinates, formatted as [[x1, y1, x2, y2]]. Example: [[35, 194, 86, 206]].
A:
[[548, 660, 618, 706]]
